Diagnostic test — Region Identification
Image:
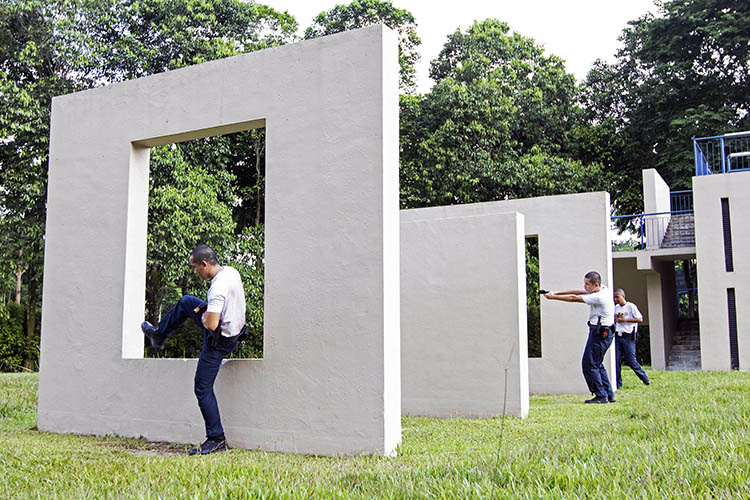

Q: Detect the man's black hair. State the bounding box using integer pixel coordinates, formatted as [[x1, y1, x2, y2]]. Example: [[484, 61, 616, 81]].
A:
[[584, 271, 601, 285], [614, 288, 626, 297], [190, 244, 219, 265]]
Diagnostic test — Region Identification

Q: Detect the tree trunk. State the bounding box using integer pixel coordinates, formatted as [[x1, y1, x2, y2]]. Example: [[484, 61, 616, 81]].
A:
[[254, 133, 263, 226], [15, 248, 24, 304], [145, 266, 159, 325], [179, 274, 189, 298], [15, 268, 23, 304], [23, 276, 37, 371]]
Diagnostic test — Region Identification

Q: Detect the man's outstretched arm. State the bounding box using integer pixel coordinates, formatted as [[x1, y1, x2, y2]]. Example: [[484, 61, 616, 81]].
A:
[[544, 292, 585, 303]]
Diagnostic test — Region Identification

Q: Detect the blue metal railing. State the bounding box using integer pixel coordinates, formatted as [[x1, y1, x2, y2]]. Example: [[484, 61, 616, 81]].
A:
[[670, 190, 693, 212], [612, 209, 693, 250], [694, 131, 750, 176]]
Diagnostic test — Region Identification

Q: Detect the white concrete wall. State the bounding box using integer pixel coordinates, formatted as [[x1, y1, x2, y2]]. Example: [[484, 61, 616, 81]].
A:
[[401, 211, 528, 418], [39, 25, 401, 455], [642, 169, 671, 248], [401, 192, 613, 395], [694, 171, 750, 370], [612, 257, 649, 324], [643, 169, 671, 215]]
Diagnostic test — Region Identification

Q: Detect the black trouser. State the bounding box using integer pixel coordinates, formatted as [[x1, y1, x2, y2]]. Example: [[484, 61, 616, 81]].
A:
[[615, 332, 650, 388], [158, 295, 239, 438], [582, 325, 614, 399]]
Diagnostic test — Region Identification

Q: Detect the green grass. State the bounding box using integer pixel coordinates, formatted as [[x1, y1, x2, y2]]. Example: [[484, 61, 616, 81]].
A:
[[1, 370, 749, 499]]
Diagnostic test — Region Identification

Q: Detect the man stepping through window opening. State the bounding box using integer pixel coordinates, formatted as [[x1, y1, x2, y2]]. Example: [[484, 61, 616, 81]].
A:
[[614, 288, 650, 388], [542, 271, 616, 404], [141, 244, 246, 455]]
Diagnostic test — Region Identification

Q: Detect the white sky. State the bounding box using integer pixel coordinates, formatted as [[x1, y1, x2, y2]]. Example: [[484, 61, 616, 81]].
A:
[[262, 0, 659, 93]]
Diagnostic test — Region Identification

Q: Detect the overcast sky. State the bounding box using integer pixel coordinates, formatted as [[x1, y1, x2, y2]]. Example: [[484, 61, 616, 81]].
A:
[[262, 0, 660, 93]]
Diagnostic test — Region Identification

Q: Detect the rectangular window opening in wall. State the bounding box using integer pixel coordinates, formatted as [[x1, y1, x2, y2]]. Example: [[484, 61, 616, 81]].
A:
[[144, 128, 265, 360], [727, 288, 739, 370], [526, 235, 541, 358], [721, 198, 734, 272]]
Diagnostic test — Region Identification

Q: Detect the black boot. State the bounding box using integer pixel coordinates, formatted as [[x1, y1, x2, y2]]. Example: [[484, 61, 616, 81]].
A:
[[189, 437, 228, 456], [141, 321, 166, 350], [584, 395, 609, 404]]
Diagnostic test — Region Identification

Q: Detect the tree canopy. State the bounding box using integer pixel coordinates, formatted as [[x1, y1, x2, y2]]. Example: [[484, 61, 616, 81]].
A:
[[579, 0, 750, 216], [400, 19, 603, 208], [305, 0, 421, 93]]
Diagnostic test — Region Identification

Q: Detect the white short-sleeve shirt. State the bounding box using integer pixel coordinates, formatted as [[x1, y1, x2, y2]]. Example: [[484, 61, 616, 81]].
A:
[[615, 301, 642, 334], [581, 285, 615, 326], [206, 266, 246, 337]]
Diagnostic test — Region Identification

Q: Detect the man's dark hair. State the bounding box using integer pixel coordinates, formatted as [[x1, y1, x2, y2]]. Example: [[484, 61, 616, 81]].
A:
[[584, 271, 601, 285], [614, 288, 626, 297], [190, 244, 219, 265]]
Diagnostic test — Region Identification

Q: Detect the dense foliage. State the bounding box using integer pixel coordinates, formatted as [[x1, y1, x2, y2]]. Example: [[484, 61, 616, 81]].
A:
[[1, 0, 747, 368], [400, 19, 604, 208], [0, 0, 294, 365]]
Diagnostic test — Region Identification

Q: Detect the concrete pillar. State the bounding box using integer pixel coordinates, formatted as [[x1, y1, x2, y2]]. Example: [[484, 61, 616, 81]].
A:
[[694, 171, 750, 371], [645, 260, 678, 370], [646, 271, 667, 370], [642, 169, 671, 249]]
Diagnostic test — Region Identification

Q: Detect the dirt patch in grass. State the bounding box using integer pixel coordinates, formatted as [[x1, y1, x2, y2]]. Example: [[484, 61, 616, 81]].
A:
[[117, 439, 191, 457]]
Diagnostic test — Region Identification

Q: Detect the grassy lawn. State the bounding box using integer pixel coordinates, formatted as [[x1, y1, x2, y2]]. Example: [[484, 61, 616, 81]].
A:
[[1, 370, 749, 499]]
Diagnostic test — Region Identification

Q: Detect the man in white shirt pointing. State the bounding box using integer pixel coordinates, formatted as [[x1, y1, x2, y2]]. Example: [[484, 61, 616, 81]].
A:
[[543, 271, 616, 404]]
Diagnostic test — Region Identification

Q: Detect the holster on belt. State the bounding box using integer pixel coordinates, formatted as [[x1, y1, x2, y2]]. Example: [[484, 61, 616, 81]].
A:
[[587, 318, 612, 339], [209, 327, 222, 348]]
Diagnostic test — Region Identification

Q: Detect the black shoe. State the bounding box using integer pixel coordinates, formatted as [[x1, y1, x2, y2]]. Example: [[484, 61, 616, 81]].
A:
[[584, 396, 609, 404], [608, 397, 617, 403], [189, 437, 228, 456], [141, 321, 166, 350], [643, 379, 651, 386]]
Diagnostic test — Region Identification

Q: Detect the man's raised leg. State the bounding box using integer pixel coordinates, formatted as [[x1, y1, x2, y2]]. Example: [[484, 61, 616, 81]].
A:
[[142, 295, 206, 349]]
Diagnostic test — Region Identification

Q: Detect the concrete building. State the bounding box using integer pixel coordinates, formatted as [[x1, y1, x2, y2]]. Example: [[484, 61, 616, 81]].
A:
[[612, 131, 750, 371]]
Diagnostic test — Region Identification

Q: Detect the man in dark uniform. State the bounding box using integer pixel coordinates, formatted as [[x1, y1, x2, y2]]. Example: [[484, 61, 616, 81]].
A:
[[142, 244, 246, 455]]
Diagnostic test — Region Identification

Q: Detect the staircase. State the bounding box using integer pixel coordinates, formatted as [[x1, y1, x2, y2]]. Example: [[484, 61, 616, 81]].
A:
[[667, 319, 701, 370], [660, 213, 695, 248]]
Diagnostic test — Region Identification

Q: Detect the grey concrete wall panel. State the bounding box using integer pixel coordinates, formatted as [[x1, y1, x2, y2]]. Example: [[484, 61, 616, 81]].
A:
[[401, 211, 528, 418], [39, 25, 401, 455], [694, 171, 750, 370], [401, 192, 614, 395]]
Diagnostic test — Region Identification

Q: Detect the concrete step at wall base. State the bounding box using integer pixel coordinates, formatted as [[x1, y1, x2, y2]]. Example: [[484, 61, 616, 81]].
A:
[[667, 364, 701, 371]]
